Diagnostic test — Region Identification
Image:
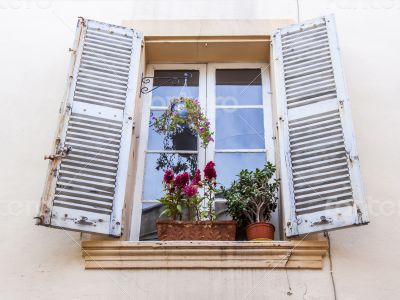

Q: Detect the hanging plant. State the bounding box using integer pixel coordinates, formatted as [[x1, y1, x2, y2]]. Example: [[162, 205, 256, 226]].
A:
[[151, 97, 214, 148]]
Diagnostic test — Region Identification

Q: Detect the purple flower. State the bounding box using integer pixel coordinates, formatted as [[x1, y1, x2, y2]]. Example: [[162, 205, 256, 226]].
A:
[[174, 172, 190, 188], [163, 169, 174, 184], [204, 161, 217, 181], [183, 185, 198, 197], [199, 127, 205, 133], [192, 169, 202, 186]]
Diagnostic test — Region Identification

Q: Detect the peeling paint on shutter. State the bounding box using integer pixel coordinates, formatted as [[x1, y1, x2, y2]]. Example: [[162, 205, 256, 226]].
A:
[[272, 15, 369, 237], [37, 18, 142, 236]]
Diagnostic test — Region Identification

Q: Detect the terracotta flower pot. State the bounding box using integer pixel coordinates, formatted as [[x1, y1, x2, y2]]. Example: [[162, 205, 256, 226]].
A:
[[156, 220, 237, 241], [246, 222, 275, 241]]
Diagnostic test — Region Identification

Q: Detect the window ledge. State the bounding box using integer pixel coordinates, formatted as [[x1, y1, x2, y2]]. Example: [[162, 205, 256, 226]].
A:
[[81, 240, 328, 270]]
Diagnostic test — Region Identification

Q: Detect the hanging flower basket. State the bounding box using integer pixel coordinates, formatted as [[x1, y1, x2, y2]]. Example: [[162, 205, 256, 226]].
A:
[[151, 97, 214, 148]]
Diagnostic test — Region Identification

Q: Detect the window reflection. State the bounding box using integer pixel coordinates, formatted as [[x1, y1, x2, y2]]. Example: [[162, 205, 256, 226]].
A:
[[151, 70, 199, 107], [215, 152, 266, 187], [140, 203, 164, 240], [216, 69, 262, 106], [215, 108, 265, 149]]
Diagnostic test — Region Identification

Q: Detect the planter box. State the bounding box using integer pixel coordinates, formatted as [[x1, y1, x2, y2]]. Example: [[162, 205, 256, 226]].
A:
[[156, 220, 237, 241]]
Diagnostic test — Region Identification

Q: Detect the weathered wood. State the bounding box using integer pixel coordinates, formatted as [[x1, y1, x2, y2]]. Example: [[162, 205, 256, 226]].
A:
[[37, 19, 143, 237], [271, 14, 369, 237]]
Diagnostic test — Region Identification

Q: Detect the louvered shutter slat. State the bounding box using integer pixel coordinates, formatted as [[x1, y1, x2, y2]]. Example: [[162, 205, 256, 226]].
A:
[[272, 15, 369, 237], [38, 19, 142, 236]]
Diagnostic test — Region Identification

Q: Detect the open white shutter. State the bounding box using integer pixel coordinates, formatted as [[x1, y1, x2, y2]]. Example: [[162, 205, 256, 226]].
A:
[[37, 18, 142, 236], [272, 15, 369, 237]]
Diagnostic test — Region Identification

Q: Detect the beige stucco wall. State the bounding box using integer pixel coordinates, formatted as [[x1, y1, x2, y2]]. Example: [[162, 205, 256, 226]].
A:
[[1, 0, 400, 299]]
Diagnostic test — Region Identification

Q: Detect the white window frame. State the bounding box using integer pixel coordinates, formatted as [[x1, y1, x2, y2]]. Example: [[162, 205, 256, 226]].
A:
[[130, 63, 279, 240]]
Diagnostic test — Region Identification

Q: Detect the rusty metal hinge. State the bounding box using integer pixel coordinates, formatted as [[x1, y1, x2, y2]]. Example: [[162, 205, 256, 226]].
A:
[[44, 145, 72, 161]]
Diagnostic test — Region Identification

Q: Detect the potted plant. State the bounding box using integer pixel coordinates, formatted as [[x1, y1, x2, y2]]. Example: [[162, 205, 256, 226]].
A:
[[156, 162, 237, 241], [222, 162, 280, 240]]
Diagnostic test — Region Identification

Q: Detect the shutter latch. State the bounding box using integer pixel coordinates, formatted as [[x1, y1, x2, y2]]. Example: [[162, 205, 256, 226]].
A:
[[75, 216, 94, 226], [44, 145, 72, 161], [311, 216, 333, 227]]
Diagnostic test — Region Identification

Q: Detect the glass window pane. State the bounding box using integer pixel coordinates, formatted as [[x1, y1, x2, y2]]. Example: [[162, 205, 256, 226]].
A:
[[215, 152, 266, 187], [216, 108, 265, 149], [143, 153, 198, 200], [140, 202, 164, 241], [151, 70, 199, 106], [148, 110, 197, 151], [216, 69, 262, 106]]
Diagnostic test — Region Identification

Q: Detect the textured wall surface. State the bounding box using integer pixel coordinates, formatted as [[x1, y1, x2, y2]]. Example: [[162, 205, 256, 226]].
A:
[[1, 0, 399, 299]]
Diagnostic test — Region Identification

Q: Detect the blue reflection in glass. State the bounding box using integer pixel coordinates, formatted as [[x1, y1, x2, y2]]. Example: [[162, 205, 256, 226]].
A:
[[216, 69, 262, 106], [151, 70, 199, 106], [216, 108, 265, 149], [152, 87, 199, 106], [215, 152, 266, 187], [216, 85, 262, 106]]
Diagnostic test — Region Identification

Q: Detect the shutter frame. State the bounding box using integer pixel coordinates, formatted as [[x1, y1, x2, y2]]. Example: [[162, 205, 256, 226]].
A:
[[37, 18, 142, 237], [272, 15, 369, 237]]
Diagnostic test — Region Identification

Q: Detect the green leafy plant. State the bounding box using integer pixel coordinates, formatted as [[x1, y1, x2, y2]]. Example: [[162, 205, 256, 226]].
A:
[[158, 161, 219, 221], [222, 162, 280, 226], [151, 97, 214, 148]]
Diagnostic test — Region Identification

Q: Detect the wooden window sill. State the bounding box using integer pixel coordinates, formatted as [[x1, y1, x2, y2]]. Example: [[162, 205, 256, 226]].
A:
[[81, 240, 328, 270]]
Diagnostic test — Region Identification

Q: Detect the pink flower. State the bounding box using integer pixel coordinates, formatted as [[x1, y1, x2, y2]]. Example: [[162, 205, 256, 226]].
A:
[[174, 172, 190, 188], [163, 169, 174, 184], [183, 185, 198, 197], [192, 169, 202, 186], [204, 161, 217, 180]]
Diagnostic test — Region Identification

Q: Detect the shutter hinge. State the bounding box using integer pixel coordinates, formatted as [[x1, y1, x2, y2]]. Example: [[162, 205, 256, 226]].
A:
[[33, 216, 44, 225], [44, 145, 72, 161], [357, 207, 364, 224], [346, 151, 360, 167]]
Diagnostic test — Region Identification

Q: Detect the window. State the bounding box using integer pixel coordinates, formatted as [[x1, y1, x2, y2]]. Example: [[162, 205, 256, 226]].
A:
[[38, 15, 369, 244], [132, 64, 278, 240]]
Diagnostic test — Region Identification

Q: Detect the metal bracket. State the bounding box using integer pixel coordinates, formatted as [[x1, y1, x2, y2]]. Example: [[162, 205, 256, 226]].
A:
[[139, 72, 192, 96]]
